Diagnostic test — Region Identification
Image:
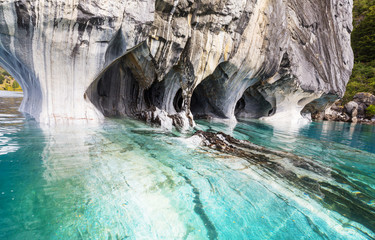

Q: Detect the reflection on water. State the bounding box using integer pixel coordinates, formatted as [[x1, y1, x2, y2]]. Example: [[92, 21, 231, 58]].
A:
[[0, 94, 24, 155], [1, 95, 375, 239]]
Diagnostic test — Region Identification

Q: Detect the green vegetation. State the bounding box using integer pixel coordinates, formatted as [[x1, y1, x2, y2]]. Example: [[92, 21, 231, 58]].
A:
[[352, 6, 375, 62], [12, 81, 20, 89], [0, 67, 22, 92], [343, 61, 375, 102], [344, 0, 375, 102], [353, 0, 375, 17], [366, 104, 375, 117]]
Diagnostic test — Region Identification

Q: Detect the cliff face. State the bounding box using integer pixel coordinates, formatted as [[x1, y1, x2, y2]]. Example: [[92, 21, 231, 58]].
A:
[[0, 0, 353, 126], [0, 0, 154, 123]]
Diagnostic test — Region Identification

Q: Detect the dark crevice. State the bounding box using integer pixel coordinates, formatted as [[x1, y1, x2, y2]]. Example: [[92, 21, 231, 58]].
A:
[[173, 88, 183, 112], [144, 81, 166, 110], [268, 108, 275, 116], [234, 97, 245, 115]]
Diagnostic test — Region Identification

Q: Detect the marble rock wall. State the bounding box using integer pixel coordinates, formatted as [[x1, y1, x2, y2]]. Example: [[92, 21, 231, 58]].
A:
[[0, 0, 353, 127]]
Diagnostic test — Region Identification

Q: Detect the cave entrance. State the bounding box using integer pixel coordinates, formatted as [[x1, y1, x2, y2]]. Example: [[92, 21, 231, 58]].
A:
[[86, 41, 158, 118], [173, 89, 183, 112], [234, 97, 246, 115], [234, 88, 273, 119], [190, 83, 217, 119]]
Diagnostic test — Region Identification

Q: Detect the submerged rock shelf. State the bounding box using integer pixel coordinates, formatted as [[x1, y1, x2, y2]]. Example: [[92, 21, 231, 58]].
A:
[[194, 130, 375, 238]]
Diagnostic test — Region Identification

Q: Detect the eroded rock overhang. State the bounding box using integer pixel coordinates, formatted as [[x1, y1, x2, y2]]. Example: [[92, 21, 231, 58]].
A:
[[0, 0, 354, 127], [0, 0, 154, 124]]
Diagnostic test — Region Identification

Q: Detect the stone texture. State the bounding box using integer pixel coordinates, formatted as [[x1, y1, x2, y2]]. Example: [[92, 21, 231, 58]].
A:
[[353, 92, 375, 106], [345, 101, 358, 115], [353, 92, 375, 118], [0, 0, 354, 126], [318, 92, 375, 124], [194, 130, 375, 234], [0, 0, 154, 124]]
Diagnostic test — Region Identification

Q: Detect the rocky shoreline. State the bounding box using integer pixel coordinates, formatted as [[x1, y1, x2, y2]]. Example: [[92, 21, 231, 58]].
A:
[[313, 92, 375, 125]]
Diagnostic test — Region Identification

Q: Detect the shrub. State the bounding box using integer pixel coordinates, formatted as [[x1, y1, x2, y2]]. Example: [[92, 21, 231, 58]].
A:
[[352, 4, 375, 62], [343, 62, 375, 103], [343, 0, 375, 104], [366, 105, 375, 117], [2, 71, 10, 77], [12, 81, 20, 89]]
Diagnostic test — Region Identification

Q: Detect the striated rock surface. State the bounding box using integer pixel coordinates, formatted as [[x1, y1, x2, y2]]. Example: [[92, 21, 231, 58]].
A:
[[0, 0, 154, 123], [193, 130, 375, 235], [0, 0, 353, 126]]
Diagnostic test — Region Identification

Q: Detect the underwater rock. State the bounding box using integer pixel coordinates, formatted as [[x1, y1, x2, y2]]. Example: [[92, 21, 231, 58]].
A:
[[0, 0, 353, 126], [193, 130, 375, 236]]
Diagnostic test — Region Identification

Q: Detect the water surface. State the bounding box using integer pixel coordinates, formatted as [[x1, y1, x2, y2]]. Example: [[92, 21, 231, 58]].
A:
[[1, 94, 374, 239]]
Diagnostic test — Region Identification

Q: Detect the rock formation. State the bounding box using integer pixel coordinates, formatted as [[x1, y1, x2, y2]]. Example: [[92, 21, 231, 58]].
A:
[[194, 130, 375, 235], [0, 0, 354, 127], [318, 92, 375, 124], [0, 0, 154, 123]]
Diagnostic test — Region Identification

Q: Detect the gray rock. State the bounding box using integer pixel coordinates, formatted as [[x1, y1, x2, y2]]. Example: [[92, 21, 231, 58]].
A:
[[357, 103, 367, 118], [0, 0, 354, 126], [352, 116, 358, 124], [352, 107, 358, 119], [353, 92, 375, 107], [345, 101, 358, 115], [351, 93, 375, 118], [337, 112, 350, 122]]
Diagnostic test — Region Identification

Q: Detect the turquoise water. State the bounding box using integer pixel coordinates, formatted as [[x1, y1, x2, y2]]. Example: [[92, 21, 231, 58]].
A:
[[1, 94, 375, 239]]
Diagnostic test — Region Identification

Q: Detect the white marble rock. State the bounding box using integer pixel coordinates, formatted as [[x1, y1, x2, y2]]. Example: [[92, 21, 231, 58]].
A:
[[0, 0, 353, 126]]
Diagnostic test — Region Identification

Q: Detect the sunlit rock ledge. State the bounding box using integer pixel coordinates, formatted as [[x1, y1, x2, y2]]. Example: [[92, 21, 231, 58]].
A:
[[0, 0, 353, 127]]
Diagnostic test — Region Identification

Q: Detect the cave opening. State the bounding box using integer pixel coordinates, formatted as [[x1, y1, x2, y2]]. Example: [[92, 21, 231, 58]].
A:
[[234, 97, 246, 115], [234, 88, 273, 119], [190, 84, 215, 119], [143, 82, 164, 110], [91, 63, 145, 117], [173, 89, 183, 112], [86, 41, 161, 118], [87, 57, 185, 119]]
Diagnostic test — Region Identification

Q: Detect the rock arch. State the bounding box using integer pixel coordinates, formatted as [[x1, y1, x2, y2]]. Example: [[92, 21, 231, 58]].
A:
[[0, 0, 354, 127]]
